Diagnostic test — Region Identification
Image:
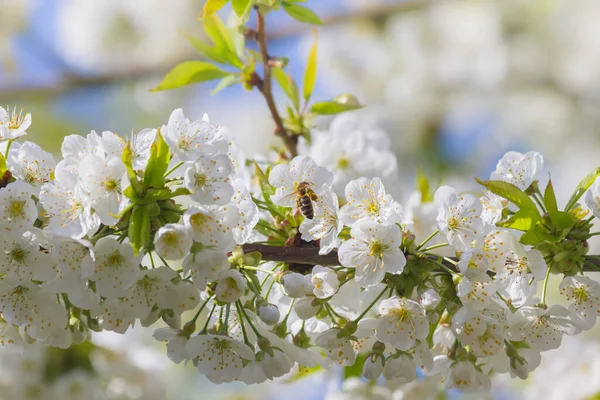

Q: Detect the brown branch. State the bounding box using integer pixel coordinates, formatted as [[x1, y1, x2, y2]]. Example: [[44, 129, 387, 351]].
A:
[[241, 243, 600, 273], [254, 8, 298, 158]]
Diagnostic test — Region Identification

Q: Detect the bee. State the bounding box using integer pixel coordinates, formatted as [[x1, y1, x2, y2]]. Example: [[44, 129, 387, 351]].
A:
[[296, 181, 318, 220]]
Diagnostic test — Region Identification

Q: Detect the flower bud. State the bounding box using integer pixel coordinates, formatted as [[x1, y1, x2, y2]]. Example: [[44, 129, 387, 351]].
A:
[[362, 353, 384, 381], [257, 303, 280, 325], [280, 272, 311, 298], [294, 297, 320, 320], [419, 289, 441, 310]]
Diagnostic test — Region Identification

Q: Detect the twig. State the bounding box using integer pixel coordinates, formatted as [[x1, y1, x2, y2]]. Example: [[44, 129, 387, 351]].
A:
[[241, 242, 600, 273], [254, 7, 298, 157]]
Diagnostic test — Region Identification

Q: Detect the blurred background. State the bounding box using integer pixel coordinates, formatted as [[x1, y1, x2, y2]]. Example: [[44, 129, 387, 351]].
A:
[[2, 0, 600, 399]]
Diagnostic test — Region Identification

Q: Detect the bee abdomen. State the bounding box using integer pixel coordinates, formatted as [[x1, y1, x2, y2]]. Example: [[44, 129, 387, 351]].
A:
[[299, 196, 314, 219]]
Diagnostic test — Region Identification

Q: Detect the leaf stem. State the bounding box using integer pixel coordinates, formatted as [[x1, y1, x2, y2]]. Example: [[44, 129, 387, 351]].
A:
[[415, 230, 438, 251]]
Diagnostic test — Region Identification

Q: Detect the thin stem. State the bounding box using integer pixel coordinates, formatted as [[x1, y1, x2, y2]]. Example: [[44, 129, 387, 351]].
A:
[[158, 255, 172, 269], [443, 257, 458, 266], [235, 301, 250, 345], [353, 286, 388, 323], [420, 243, 449, 252], [416, 230, 439, 251], [532, 193, 547, 213], [254, 7, 298, 157], [540, 263, 553, 306], [428, 256, 457, 276], [201, 304, 217, 333], [4, 139, 12, 160], [243, 266, 276, 275], [149, 252, 156, 269], [191, 295, 213, 325], [281, 298, 296, 325], [164, 161, 184, 178], [589, 232, 600, 237], [236, 300, 262, 337]]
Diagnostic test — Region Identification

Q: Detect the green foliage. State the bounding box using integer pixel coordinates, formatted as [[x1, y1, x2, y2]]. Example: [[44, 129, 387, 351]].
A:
[[310, 94, 364, 115], [544, 177, 558, 213], [502, 209, 537, 231], [343, 353, 366, 379], [232, 0, 254, 20], [201, 0, 229, 18], [143, 131, 171, 188], [417, 169, 434, 203], [303, 32, 318, 102], [151, 61, 231, 92], [565, 167, 600, 211], [476, 179, 540, 217], [282, 1, 323, 24], [129, 205, 151, 255], [272, 67, 300, 111]]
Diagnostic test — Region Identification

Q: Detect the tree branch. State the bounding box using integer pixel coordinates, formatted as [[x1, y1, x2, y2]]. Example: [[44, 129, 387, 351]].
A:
[[241, 243, 600, 273], [254, 8, 298, 158]]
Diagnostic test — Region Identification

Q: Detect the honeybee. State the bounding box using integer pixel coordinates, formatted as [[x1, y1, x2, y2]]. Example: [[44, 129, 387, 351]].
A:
[[296, 181, 318, 220]]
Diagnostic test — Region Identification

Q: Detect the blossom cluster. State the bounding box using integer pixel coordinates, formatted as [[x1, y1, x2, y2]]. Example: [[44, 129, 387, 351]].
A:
[[1, 105, 600, 393]]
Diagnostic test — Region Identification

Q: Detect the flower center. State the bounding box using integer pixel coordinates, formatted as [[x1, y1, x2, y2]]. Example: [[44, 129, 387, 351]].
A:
[[194, 173, 207, 188], [448, 216, 459, 231], [337, 157, 350, 170], [8, 200, 25, 218], [367, 201, 379, 215], [7, 107, 26, 130], [190, 212, 209, 227], [162, 231, 180, 246], [390, 307, 410, 325], [368, 241, 388, 258], [9, 247, 28, 264], [574, 287, 589, 303], [108, 250, 124, 266], [103, 178, 119, 192]]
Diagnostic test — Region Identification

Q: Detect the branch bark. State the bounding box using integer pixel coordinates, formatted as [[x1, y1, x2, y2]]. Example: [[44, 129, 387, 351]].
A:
[[254, 8, 298, 158], [241, 243, 600, 273]]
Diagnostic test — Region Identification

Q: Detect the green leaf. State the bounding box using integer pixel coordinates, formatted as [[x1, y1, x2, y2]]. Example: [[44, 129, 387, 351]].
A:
[[128, 206, 151, 256], [202, 14, 243, 68], [303, 31, 318, 101], [272, 67, 300, 111], [544, 177, 558, 213], [211, 74, 240, 94], [143, 131, 171, 188], [185, 35, 231, 65], [502, 209, 537, 231], [548, 211, 576, 229], [122, 143, 144, 198], [417, 169, 433, 203], [565, 167, 600, 211], [254, 161, 275, 202], [0, 152, 6, 173], [151, 61, 230, 92], [520, 224, 559, 245], [200, 0, 229, 18], [232, 0, 253, 19], [343, 353, 366, 379], [310, 94, 364, 115], [282, 2, 323, 25], [475, 179, 540, 217]]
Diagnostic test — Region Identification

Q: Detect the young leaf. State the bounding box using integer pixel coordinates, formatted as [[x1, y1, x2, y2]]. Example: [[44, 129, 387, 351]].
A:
[[254, 161, 275, 202], [475, 179, 540, 218], [211, 74, 241, 95], [185, 35, 230, 65], [129, 205, 151, 256], [417, 169, 433, 203], [310, 94, 364, 115], [200, 0, 229, 18], [202, 14, 244, 68], [544, 177, 558, 213], [282, 2, 323, 25], [501, 209, 537, 231], [272, 67, 300, 111], [232, 0, 253, 19], [303, 31, 318, 102], [151, 61, 230, 92], [143, 131, 171, 188], [565, 167, 600, 211], [548, 211, 576, 230], [121, 142, 144, 198], [520, 224, 559, 246]]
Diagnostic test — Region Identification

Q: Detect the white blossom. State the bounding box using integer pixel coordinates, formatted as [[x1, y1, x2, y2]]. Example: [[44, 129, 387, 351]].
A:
[[338, 220, 405, 288], [339, 177, 405, 226], [491, 151, 544, 190], [0, 181, 37, 234], [559, 275, 600, 330], [0, 106, 31, 140], [215, 269, 247, 303], [310, 265, 339, 299], [508, 305, 579, 351], [376, 297, 428, 350], [186, 334, 254, 384], [384, 354, 417, 384], [154, 223, 192, 261], [299, 188, 343, 255], [434, 185, 483, 250], [268, 155, 334, 209], [6, 141, 56, 190], [184, 154, 234, 205], [92, 237, 140, 298]]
